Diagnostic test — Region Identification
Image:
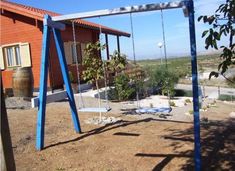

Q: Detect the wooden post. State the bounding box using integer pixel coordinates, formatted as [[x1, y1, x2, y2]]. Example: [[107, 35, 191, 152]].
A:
[[117, 35, 120, 53], [1, 71, 16, 171], [105, 34, 110, 60]]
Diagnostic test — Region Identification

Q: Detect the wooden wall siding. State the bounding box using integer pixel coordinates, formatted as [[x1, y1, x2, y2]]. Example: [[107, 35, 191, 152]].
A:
[[1, 11, 99, 89], [1, 11, 43, 88]]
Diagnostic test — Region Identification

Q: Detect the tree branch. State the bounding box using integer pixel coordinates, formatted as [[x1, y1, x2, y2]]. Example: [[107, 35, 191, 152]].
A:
[[221, 73, 235, 84]]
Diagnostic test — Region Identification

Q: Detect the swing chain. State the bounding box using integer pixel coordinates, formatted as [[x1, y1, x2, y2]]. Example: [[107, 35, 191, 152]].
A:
[[98, 17, 110, 109], [72, 20, 85, 108], [130, 13, 140, 108]]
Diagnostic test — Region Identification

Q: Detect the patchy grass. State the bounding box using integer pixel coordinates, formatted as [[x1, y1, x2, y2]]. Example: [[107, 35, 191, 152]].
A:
[[137, 54, 234, 88], [137, 54, 220, 77], [218, 94, 235, 101]]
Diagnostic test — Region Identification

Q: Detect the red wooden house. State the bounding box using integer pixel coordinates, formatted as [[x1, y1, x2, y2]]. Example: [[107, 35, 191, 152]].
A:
[[0, 0, 130, 92]]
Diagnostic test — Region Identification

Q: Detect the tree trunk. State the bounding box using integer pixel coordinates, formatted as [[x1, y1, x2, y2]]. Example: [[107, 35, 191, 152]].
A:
[[95, 80, 102, 122]]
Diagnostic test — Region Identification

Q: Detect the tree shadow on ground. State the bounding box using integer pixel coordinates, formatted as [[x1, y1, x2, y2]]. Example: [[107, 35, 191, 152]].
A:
[[44, 118, 191, 150], [135, 119, 235, 171], [135, 152, 193, 171]]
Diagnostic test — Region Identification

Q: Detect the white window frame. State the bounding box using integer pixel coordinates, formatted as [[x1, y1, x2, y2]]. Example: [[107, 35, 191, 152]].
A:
[[0, 42, 31, 70], [3, 44, 21, 68]]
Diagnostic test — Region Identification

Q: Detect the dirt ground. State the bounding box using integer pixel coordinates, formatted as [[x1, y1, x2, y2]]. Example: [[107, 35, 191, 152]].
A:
[[6, 97, 235, 171]]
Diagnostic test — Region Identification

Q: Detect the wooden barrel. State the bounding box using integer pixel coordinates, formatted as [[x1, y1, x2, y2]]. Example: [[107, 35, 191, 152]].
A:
[[12, 67, 33, 97]]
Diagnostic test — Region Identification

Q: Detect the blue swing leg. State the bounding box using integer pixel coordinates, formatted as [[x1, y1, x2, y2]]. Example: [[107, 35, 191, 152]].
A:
[[187, 1, 201, 170], [36, 15, 81, 151], [36, 15, 51, 151], [52, 28, 81, 133]]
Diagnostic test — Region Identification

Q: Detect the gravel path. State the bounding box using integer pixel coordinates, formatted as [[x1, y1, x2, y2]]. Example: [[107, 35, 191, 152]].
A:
[[74, 93, 195, 122], [5, 89, 227, 123], [5, 97, 32, 109]]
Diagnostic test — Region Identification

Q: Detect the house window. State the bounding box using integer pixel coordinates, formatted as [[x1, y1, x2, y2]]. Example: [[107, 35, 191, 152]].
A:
[[81, 43, 86, 62], [0, 43, 31, 70], [71, 43, 82, 64], [4, 45, 21, 67], [64, 41, 83, 65]]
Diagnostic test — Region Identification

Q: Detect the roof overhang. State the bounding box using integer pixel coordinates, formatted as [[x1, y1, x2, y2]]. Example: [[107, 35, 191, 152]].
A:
[[0, 1, 130, 37]]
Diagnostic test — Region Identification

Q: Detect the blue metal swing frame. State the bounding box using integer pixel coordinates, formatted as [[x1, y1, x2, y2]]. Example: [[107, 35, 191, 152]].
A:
[[36, 15, 81, 151], [37, 1, 201, 170]]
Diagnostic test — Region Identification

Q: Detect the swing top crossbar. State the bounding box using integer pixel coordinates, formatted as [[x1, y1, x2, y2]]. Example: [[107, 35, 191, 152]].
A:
[[52, 1, 187, 22]]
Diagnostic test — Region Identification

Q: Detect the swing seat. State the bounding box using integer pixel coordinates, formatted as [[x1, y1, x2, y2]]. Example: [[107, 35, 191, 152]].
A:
[[78, 107, 111, 113], [135, 107, 172, 114]]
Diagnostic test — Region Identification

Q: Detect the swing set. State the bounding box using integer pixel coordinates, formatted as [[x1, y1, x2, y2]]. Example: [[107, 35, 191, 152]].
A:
[[35, 0, 201, 170], [70, 20, 111, 114]]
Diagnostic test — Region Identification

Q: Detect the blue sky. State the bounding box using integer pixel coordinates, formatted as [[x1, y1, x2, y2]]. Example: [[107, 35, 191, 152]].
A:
[[11, 0, 226, 60]]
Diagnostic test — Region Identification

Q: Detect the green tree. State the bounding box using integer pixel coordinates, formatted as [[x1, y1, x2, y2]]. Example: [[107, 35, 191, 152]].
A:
[[198, 0, 235, 82], [107, 50, 127, 76], [150, 66, 179, 98], [113, 74, 135, 101], [82, 41, 106, 98]]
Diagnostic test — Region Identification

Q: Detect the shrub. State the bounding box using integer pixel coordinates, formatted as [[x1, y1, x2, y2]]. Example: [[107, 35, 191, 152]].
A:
[[218, 94, 235, 101], [175, 89, 193, 97], [185, 99, 191, 103], [147, 66, 179, 98], [202, 106, 208, 111], [107, 50, 127, 76], [113, 74, 135, 101], [189, 110, 193, 115], [131, 76, 145, 98], [169, 101, 176, 107]]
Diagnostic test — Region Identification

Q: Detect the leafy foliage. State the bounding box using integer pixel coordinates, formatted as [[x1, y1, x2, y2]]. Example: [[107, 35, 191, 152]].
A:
[[174, 89, 193, 97], [82, 41, 106, 120], [169, 101, 176, 107], [218, 94, 235, 101], [147, 66, 179, 97], [139, 57, 191, 79], [133, 76, 145, 96], [107, 50, 127, 76], [82, 41, 106, 85], [82, 42, 133, 101], [198, 0, 235, 80], [110, 74, 135, 101]]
